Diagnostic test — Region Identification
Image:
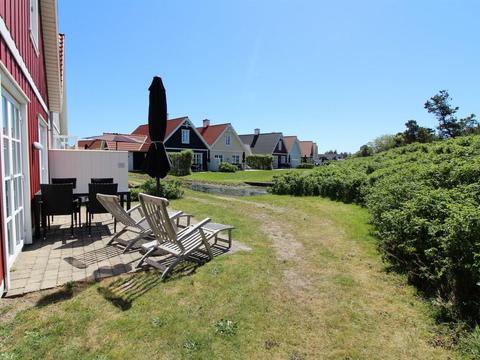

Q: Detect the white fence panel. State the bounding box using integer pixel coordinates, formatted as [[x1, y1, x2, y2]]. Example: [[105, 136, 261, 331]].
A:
[[48, 149, 129, 193]]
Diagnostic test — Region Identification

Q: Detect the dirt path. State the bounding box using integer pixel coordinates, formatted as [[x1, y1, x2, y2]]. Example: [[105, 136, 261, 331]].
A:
[[188, 194, 455, 359]]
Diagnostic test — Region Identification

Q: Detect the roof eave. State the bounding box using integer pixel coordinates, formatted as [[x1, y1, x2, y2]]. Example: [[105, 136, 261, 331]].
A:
[[40, 0, 62, 112]]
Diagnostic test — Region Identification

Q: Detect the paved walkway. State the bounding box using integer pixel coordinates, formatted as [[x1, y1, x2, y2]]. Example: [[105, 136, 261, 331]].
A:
[[6, 208, 246, 297], [6, 211, 144, 296]]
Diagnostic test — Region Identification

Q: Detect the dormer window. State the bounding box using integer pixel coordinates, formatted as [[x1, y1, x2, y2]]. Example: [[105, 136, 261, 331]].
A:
[[30, 0, 39, 52], [181, 129, 190, 144], [225, 134, 231, 146]]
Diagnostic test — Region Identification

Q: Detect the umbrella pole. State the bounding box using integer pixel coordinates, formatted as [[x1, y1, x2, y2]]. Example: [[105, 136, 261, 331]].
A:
[[156, 177, 160, 196]]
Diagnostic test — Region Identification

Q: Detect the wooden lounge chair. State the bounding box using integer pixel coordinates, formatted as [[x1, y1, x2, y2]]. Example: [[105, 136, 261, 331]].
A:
[[96, 193, 184, 253], [137, 193, 220, 280]]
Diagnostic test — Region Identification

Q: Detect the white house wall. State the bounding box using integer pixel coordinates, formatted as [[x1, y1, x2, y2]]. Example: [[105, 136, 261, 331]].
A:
[[209, 127, 246, 171]]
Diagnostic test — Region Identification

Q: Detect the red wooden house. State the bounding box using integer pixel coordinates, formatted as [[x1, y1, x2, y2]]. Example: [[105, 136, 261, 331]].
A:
[[0, 0, 67, 294]]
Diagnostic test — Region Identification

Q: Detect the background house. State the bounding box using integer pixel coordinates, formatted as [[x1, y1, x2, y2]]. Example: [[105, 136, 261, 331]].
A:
[[239, 129, 288, 168], [197, 119, 249, 171], [283, 136, 302, 168], [299, 140, 318, 163], [0, 0, 67, 294], [132, 116, 210, 171]]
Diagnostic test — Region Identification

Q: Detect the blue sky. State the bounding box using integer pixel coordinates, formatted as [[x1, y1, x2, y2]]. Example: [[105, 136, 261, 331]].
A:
[[59, 0, 479, 153]]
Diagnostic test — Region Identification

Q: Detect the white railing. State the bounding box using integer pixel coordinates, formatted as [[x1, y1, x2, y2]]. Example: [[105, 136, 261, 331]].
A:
[[52, 135, 78, 149]]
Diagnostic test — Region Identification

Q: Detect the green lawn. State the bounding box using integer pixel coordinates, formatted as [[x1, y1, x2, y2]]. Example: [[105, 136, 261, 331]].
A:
[[129, 168, 312, 186], [0, 191, 462, 359]]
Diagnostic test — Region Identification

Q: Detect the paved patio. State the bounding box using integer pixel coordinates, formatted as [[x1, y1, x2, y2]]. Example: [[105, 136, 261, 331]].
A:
[[5, 207, 239, 297]]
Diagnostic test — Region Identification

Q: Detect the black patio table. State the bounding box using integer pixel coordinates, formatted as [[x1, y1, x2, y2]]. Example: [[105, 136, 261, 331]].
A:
[[33, 189, 131, 239]]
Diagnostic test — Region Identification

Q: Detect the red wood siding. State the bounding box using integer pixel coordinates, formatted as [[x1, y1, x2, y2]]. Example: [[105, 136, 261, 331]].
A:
[[0, 0, 49, 198]]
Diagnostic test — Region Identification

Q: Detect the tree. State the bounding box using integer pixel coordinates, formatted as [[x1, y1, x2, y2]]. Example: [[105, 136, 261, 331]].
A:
[[424, 90, 477, 138], [404, 120, 420, 143], [358, 145, 372, 157], [402, 120, 436, 144]]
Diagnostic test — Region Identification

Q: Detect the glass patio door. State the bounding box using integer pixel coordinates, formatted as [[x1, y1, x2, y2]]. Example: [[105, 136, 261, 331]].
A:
[[1, 91, 25, 268]]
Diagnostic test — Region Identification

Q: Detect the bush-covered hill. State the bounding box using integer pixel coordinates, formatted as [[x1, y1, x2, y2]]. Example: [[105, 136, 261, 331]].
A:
[[271, 135, 480, 322]]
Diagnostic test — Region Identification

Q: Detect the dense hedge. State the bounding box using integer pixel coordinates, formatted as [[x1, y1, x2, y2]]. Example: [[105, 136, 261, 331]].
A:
[[271, 135, 480, 321], [131, 178, 184, 201], [246, 155, 273, 170], [297, 163, 315, 169], [169, 150, 193, 176], [218, 162, 237, 172]]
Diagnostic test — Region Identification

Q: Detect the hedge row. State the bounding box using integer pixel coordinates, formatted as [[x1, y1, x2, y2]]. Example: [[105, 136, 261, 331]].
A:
[[130, 178, 184, 201], [169, 150, 193, 176], [218, 162, 237, 172], [271, 135, 480, 322], [246, 155, 273, 170]]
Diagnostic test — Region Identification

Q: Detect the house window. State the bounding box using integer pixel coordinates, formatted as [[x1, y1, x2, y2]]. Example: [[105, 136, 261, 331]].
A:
[[181, 129, 190, 144], [214, 154, 223, 163], [232, 155, 240, 164], [278, 141, 282, 151], [193, 153, 203, 169], [225, 134, 231, 146], [30, 0, 39, 51]]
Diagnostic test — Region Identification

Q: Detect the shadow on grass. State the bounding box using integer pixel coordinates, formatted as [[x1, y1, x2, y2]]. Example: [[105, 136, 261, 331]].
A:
[[35, 281, 90, 308]]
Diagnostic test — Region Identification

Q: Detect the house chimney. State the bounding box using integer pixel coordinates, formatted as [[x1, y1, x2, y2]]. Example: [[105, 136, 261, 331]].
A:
[[203, 119, 210, 127], [254, 128, 260, 135]]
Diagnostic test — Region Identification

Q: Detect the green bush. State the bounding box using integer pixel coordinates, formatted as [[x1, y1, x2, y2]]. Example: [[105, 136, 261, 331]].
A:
[[130, 178, 184, 201], [246, 155, 273, 170], [297, 163, 314, 169], [271, 135, 480, 322], [218, 162, 237, 172], [169, 150, 193, 176]]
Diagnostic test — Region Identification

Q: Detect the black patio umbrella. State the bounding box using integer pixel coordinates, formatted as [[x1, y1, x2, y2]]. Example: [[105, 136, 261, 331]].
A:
[[143, 76, 171, 194]]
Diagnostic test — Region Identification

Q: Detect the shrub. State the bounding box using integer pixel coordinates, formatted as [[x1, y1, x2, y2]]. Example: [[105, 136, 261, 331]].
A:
[[218, 162, 237, 172], [169, 150, 193, 176], [130, 178, 184, 201], [271, 135, 480, 322], [246, 155, 273, 170], [297, 163, 314, 169]]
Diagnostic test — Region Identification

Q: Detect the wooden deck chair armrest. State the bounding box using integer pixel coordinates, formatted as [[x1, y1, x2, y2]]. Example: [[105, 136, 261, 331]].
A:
[[126, 204, 142, 215], [169, 211, 184, 220], [133, 216, 147, 226], [177, 218, 211, 241]]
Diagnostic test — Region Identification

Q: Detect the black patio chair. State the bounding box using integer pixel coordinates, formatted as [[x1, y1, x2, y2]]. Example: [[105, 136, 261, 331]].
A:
[[40, 183, 80, 239], [90, 178, 114, 184], [86, 182, 118, 236], [51, 177, 77, 188], [50, 178, 79, 223]]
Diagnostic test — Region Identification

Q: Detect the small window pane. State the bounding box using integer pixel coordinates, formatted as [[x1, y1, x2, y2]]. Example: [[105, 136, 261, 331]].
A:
[[5, 179, 11, 217], [2, 96, 7, 136], [3, 138, 9, 175], [7, 221, 13, 255], [10, 104, 15, 139], [15, 212, 23, 245]]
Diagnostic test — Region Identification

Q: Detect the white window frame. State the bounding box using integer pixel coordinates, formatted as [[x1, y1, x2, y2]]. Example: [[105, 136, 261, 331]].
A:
[[225, 134, 231, 146], [29, 0, 40, 55], [232, 154, 240, 164], [214, 154, 223, 163], [0, 68, 33, 287], [0, 89, 29, 278], [193, 152, 203, 167], [181, 129, 190, 144], [38, 117, 49, 184]]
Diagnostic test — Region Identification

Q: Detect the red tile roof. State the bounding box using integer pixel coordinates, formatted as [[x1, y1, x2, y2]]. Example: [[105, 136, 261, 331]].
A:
[[282, 136, 298, 152], [78, 133, 148, 152], [131, 117, 187, 152], [196, 123, 229, 145], [299, 141, 314, 157]]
